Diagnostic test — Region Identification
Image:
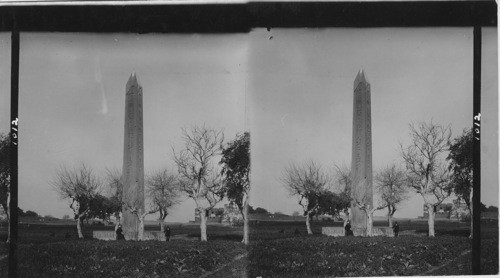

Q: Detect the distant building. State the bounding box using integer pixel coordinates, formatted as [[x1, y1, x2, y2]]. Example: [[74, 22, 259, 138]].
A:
[[450, 199, 470, 221], [422, 203, 453, 219], [222, 202, 243, 225], [420, 200, 498, 222], [421, 200, 474, 221], [194, 208, 223, 223]]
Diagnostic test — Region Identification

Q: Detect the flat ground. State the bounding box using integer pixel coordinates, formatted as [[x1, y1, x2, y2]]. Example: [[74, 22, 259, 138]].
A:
[[0, 219, 497, 277]]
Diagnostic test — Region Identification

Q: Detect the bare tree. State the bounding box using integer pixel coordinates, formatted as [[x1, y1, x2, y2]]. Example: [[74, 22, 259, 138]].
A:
[[281, 161, 331, 235], [105, 168, 123, 232], [146, 169, 181, 232], [401, 120, 453, 237], [52, 163, 101, 238], [172, 125, 225, 242], [375, 164, 409, 227], [333, 164, 352, 227]]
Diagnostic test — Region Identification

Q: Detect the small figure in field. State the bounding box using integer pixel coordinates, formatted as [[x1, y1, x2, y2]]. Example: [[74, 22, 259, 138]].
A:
[[344, 221, 353, 236], [294, 228, 300, 235], [393, 222, 400, 237], [116, 224, 125, 240], [164, 226, 171, 241], [278, 229, 284, 234]]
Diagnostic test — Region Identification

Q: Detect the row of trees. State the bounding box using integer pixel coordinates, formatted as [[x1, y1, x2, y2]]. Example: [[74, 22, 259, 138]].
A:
[[52, 164, 180, 239], [50, 127, 251, 243], [281, 120, 475, 238], [0, 119, 476, 242], [281, 161, 407, 235]]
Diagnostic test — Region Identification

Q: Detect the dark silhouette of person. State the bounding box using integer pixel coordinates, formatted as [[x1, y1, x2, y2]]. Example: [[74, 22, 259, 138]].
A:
[[345, 221, 353, 236], [116, 224, 125, 240], [164, 226, 171, 241], [294, 228, 300, 235], [393, 222, 400, 237]]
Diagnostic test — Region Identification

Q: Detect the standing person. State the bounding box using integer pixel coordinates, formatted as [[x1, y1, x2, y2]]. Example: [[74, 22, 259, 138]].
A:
[[345, 220, 353, 236], [393, 221, 400, 237], [116, 224, 125, 240], [164, 226, 171, 241]]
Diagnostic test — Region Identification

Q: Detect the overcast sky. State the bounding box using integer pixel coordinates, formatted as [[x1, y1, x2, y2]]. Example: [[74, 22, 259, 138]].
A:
[[0, 27, 497, 222]]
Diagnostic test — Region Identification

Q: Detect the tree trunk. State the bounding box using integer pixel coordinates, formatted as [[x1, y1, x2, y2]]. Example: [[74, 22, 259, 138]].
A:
[[242, 193, 249, 245], [160, 219, 165, 233], [305, 212, 313, 235], [200, 209, 208, 242], [76, 216, 84, 239], [159, 209, 166, 233], [469, 191, 473, 239], [343, 208, 350, 227], [114, 212, 121, 232], [387, 206, 393, 228], [6, 222, 9, 243], [366, 210, 374, 237], [138, 214, 145, 241], [4, 203, 9, 243], [427, 204, 436, 237]]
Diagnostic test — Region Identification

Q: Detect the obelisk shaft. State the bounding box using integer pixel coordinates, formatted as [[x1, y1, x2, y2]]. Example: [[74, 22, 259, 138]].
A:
[[122, 73, 144, 240], [350, 70, 373, 236]]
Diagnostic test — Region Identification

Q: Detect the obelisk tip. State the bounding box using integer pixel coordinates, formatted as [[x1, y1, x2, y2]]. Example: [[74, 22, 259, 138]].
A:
[[354, 69, 368, 87], [126, 72, 140, 91]]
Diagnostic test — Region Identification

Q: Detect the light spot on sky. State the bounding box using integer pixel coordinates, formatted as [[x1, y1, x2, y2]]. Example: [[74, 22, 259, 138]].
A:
[[94, 56, 108, 115]]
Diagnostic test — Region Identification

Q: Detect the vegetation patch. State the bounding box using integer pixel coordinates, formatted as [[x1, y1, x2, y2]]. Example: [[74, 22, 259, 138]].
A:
[[18, 239, 246, 277], [247, 235, 470, 277], [12, 221, 498, 277]]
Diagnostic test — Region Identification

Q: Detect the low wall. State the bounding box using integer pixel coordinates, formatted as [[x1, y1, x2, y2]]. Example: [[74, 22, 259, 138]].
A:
[[322, 227, 394, 237], [93, 231, 166, 241], [322, 227, 345, 237]]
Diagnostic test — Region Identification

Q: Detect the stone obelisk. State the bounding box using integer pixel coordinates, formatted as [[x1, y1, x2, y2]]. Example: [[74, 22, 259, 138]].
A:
[[122, 72, 145, 240], [350, 69, 373, 236]]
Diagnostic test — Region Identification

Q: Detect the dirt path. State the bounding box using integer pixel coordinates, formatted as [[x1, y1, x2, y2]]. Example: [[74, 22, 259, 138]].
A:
[[200, 253, 248, 278]]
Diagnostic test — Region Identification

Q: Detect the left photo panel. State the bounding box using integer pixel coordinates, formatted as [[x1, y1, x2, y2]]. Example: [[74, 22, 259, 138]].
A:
[[0, 31, 12, 273], [16, 33, 250, 276]]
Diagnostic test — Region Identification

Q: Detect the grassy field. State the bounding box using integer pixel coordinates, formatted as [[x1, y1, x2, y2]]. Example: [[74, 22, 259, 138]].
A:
[[0, 219, 497, 277]]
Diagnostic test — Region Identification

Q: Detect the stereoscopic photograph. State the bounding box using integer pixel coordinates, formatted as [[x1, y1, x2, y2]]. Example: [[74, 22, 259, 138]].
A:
[[0, 2, 497, 277]]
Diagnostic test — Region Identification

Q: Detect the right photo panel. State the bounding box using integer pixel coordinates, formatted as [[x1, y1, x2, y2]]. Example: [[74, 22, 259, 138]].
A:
[[246, 27, 498, 276]]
